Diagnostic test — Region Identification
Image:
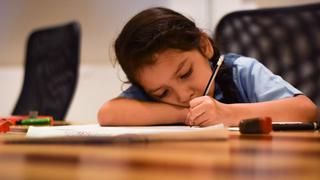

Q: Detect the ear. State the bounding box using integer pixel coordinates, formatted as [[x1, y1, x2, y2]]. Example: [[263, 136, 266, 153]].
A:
[[199, 33, 214, 59]]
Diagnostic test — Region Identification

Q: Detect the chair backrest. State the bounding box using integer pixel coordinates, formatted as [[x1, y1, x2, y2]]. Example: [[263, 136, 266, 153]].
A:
[[12, 22, 81, 120], [213, 3, 320, 106]]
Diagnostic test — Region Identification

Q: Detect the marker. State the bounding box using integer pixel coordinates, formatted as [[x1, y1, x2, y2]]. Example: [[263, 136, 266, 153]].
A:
[[239, 117, 319, 134], [272, 122, 319, 131], [203, 55, 224, 96], [0, 119, 13, 133], [16, 118, 51, 125], [239, 117, 272, 134]]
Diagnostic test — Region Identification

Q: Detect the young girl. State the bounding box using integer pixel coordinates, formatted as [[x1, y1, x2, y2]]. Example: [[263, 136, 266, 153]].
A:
[[98, 7, 318, 127]]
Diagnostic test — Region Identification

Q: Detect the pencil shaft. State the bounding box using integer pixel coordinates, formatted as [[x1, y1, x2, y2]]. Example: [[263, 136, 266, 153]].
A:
[[203, 56, 224, 96]]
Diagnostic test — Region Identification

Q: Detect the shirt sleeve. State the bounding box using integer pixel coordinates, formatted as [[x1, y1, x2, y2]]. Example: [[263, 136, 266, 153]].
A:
[[119, 84, 155, 102], [233, 56, 303, 103]]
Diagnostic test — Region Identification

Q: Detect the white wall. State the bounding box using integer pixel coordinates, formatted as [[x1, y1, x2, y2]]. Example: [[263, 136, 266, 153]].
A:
[[0, 0, 211, 123], [0, 0, 216, 65], [0, 0, 318, 123]]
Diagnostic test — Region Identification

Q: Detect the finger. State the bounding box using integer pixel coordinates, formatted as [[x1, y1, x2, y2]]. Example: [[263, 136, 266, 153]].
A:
[[193, 113, 221, 127], [185, 111, 192, 126], [189, 96, 208, 108], [193, 115, 209, 127], [189, 103, 205, 121], [190, 106, 208, 126], [198, 119, 212, 127], [186, 110, 195, 126]]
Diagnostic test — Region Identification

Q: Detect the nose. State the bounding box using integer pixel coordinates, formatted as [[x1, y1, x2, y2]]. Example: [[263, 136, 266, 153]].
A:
[[175, 86, 193, 105]]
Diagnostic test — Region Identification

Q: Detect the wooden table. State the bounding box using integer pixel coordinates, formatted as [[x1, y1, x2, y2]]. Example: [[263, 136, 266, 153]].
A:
[[0, 131, 319, 180]]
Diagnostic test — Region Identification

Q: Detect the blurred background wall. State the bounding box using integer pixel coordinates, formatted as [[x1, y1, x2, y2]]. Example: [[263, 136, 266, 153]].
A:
[[0, 0, 318, 123]]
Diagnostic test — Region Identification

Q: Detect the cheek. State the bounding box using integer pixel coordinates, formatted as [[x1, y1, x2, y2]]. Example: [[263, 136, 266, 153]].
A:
[[192, 68, 211, 92]]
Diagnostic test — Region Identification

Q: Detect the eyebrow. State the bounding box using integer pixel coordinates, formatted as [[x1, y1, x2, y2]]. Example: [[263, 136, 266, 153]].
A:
[[148, 58, 188, 94], [173, 58, 188, 78]]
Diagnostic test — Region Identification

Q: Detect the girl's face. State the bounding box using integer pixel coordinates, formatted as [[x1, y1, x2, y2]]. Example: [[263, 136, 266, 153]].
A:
[[137, 47, 214, 107]]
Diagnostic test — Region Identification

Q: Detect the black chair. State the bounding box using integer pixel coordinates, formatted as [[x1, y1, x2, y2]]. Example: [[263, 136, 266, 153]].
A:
[[213, 3, 320, 106], [12, 22, 81, 120]]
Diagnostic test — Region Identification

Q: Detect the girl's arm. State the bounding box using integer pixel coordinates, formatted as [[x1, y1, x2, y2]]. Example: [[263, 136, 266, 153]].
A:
[[188, 95, 318, 127], [98, 98, 188, 126], [227, 95, 318, 125]]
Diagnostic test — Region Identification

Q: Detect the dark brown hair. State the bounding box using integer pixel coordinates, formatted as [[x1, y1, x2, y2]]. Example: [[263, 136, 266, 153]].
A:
[[115, 7, 219, 83], [114, 7, 240, 103]]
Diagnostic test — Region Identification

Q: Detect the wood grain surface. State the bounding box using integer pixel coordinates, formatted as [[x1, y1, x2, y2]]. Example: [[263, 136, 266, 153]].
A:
[[0, 131, 319, 180]]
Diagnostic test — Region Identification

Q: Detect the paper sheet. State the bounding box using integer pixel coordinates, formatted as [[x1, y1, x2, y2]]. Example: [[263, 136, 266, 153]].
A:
[[27, 124, 225, 138]]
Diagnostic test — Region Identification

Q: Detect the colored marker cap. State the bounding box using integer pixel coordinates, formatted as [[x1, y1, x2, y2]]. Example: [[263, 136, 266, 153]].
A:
[[16, 118, 51, 125], [239, 117, 272, 134]]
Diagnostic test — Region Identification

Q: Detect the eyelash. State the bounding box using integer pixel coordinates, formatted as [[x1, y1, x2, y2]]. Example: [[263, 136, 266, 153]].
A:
[[156, 68, 193, 99], [158, 90, 169, 99], [180, 68, 193, 79]]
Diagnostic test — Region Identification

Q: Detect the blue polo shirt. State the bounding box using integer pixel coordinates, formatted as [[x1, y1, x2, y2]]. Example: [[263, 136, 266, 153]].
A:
[[119, 53, 302, 103]]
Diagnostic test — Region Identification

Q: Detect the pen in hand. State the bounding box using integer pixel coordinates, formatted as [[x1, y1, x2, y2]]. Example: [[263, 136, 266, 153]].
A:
[[203, 55, 224, 96], [189, 55, 224, 127]]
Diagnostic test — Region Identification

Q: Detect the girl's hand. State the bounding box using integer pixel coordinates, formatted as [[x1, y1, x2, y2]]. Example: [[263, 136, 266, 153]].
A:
[[185, 96, 232, 127]]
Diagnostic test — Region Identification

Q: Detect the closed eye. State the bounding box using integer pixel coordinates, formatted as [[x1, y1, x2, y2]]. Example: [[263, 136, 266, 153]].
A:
[[180, 68, 193, 79], [157, 89, 169, 99]]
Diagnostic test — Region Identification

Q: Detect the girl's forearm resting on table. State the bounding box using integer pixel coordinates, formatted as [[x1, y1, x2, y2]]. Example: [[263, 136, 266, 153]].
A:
[[226, 95, 318, 126], [98, 98, 188, 126], [98, 95, 318, 127]]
